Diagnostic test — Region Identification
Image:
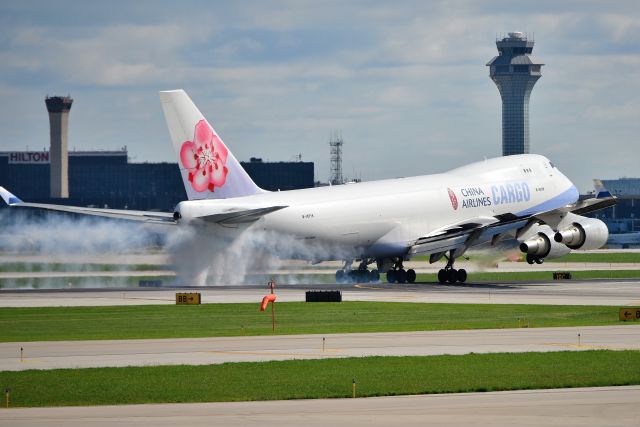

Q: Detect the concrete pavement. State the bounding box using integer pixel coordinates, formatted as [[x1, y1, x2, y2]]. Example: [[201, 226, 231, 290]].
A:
[[2, 386, 639, 427], [2, 325, 639, 371]]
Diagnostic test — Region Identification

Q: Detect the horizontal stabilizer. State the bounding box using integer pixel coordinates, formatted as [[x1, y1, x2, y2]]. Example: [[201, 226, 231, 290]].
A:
[[199, 206, 287, 225]]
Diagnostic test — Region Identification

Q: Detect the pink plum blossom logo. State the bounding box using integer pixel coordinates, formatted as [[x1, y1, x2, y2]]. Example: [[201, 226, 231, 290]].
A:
[[447, 188, 458, 210], [180, 120, 229, 192]]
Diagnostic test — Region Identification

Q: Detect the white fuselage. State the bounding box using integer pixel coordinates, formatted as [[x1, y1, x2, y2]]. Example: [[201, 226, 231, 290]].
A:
[[175, 154, 578, 261]]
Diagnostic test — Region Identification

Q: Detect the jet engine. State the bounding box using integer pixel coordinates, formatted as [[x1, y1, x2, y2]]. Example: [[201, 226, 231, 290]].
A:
[[554, 217, 608, 250], [519, 224, 571, 264]]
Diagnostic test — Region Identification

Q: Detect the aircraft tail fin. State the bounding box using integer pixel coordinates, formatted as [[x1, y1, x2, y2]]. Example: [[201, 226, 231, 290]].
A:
[[0, 186, 23, 206], [593, 179, 612, 199], [159, 90, 265, 200]]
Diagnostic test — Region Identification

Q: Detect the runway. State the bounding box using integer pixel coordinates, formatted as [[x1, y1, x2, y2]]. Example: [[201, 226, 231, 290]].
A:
[[2, 386, 639, 427], [1, 325, 638, 371], [2, 277, 640, 307]]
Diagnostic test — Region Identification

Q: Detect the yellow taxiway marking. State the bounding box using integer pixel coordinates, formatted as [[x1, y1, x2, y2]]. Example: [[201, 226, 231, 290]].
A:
[[354, 284, 385, 290]]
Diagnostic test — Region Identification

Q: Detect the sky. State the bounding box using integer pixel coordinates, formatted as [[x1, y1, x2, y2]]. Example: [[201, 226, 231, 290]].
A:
[[0, 0, 638, 192]]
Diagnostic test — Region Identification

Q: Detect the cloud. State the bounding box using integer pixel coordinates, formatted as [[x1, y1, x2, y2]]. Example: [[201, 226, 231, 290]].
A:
[[0, 1, 638, 191]]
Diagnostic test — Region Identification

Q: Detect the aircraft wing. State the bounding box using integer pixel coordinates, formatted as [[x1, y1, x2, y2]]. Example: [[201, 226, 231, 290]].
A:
[[0, 186, 175, 224], [1, 186, 286, 226], [409, 191, 617, 260], [408, 214, 529, 259]]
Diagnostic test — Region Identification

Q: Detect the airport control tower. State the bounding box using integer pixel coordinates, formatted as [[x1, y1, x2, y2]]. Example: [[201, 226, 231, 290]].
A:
[[45, 95, 73, 198], [487, 32, 544, 156]]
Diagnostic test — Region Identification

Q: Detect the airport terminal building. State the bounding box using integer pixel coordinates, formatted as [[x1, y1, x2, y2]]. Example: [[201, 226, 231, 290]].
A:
[[0, 150, 314, 211], [590, 178, 640, 233]]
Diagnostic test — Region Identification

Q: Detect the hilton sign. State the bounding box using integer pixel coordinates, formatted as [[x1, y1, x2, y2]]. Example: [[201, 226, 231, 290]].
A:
[[8, 152, 50, 164]]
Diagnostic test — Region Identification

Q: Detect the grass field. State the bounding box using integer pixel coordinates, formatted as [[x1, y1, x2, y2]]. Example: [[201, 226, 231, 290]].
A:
[[0, 263, 161, 273], [1, 351, 639, 407], [547, 252, 640, 263], [413, 252, 640, 264], [0, 302, 628, 342], [414, 269, 640, 282]]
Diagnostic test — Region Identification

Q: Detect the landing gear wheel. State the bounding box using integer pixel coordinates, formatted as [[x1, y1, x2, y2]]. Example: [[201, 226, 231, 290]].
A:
[[526, 254, 535, 265], [447, 268, 458, 284], [535, 258, 544, 264], [335, 269, 345, 283], [457, 268, 467, 283], [359, 270, 370, 283], [370, 269, 380, 283], [386, 270, 396, 283], [438, 269, 447, 284], [406, 269, 416, 284], [346, 270, 356, 283], [396, 269, 407, 284]]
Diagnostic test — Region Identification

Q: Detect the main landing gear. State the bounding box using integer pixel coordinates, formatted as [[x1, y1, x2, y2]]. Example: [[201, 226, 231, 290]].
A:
[[386, 260, 416, 284], [526, 254, 544, 265], [335, 259, 381, 284], [437, 254, 467, 284]]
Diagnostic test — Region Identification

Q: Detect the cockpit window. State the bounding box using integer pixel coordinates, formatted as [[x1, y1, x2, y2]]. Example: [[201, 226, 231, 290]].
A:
[[549, 162, 555, 168]]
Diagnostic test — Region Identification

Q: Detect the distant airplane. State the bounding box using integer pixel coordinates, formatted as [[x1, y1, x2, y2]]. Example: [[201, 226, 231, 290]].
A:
[[0, 90, 617, 284]]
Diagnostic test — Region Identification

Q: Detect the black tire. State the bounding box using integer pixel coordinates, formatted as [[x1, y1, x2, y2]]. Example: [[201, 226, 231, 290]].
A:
[[457, 268, 467, 283], [386, 270, 396, 283], [447, 268, 458, 284], [335, 269, 345, 283], [535, 258, 544, 264], [438, 269, 447, 283], [396, 269, 407, 284], [347, 270, 358, 283], [370, 269, 380, 282], [406, 269, 416, 283], [359, 270, 370, 283], [526, 254, 535, 265]]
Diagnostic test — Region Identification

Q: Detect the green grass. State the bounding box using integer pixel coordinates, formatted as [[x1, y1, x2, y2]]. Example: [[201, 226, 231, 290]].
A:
[[1, 351, 639, 407], [0, 275, 176, 289], [413, 252, 640, 263], [415, 269, 640, 282], [0, 302, 629, 343], [0, 263, 162, 273], [546, 252, 640, 263]]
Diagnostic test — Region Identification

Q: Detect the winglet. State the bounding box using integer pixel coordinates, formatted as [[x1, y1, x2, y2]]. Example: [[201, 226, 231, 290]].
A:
[[0, 187, 23, 206], [593, 179, 612, 199]]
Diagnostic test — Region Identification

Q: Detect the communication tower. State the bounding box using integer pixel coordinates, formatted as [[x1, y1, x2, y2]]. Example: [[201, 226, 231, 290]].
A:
[[329, 131, 344, 185]]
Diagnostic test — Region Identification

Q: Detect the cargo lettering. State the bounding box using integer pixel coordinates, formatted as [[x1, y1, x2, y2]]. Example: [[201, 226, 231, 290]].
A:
[[492, 182, 530, 205]]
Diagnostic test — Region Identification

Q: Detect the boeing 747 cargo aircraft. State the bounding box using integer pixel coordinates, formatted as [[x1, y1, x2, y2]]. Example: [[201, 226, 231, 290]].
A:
[[0, 90, 616, 284]]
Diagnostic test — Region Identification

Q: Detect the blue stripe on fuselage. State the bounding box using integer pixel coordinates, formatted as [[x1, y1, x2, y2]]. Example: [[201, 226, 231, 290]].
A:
[[515, 185, 579, 217]]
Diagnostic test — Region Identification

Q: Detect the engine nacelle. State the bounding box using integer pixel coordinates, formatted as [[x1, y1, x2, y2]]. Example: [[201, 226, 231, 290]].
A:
[[519, 225, 571, 260], [554, 217, 609, 250]]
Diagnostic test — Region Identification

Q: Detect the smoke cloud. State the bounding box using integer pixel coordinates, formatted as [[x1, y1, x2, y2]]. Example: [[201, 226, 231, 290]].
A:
[[0, 210, 162, 289], [167, 222, 356, 286]]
